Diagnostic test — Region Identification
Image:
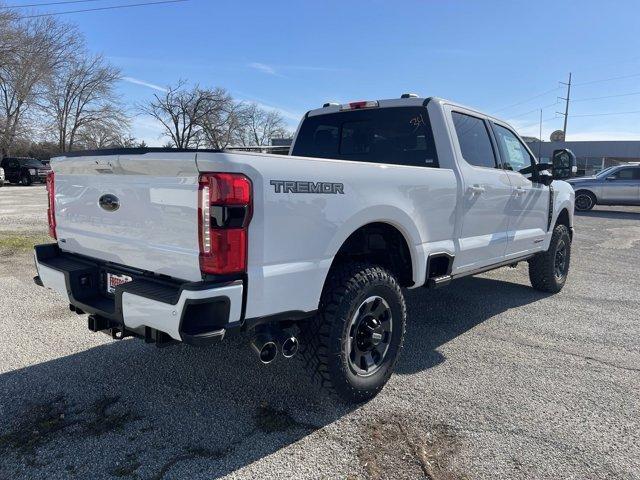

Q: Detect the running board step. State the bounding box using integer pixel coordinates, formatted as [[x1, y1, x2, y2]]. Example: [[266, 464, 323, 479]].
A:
[[426, 275, 452, 289]]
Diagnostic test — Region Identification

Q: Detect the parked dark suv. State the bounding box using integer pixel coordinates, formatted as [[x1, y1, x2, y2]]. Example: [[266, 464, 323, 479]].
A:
[[0, 157, 51, 185]]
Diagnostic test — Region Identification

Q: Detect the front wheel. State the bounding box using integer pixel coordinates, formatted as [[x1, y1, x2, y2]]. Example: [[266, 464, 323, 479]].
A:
[[575, 191, 595, 211], [528, 224, 571, 293], [20, 173, 32, 186], [301, 263, 406, 403]]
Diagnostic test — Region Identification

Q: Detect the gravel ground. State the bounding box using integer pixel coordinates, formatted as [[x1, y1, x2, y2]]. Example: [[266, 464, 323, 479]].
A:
[[0, 185, 639, 479]]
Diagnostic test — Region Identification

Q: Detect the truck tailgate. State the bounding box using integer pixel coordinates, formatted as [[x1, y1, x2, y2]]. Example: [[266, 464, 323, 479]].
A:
[[52, 152, 202, 282]]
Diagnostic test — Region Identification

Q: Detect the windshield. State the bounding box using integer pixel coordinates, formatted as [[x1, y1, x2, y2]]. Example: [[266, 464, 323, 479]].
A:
[[292, 106, 439, 168], [21, 159, 44, 168], [596, 166, 617, 178]]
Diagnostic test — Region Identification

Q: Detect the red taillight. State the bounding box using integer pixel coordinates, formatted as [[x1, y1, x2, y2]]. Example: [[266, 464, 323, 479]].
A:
[[198, 173, 252, 275], [46, 171, 56, 239]]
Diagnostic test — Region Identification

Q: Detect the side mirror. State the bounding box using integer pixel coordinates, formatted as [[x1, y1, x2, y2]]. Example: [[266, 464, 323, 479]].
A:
[[551, 148, 576, 179]]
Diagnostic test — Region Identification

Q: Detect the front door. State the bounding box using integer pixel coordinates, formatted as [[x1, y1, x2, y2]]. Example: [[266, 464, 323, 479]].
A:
[[491, 123, 550, 258], [601, 167, 640, 204], [449, 109, 512, 273]]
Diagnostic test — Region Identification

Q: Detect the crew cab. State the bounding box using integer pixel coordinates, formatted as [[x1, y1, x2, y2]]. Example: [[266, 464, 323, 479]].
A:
[[1, 157, 51, 185], [33, 96, 575, 403]]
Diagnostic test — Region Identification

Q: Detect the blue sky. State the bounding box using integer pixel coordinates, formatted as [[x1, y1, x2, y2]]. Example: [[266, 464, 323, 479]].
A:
[[12, 0, 640, 144]]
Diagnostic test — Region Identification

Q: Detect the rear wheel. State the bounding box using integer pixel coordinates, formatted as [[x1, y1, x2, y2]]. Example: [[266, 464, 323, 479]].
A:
[[301, 263, 406, 403], [574, 191, 595, 211], [529, 224, 571, 293]]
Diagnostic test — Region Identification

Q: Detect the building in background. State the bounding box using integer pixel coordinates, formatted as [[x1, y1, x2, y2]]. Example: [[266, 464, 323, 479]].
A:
[[524, 140, 640, 176]]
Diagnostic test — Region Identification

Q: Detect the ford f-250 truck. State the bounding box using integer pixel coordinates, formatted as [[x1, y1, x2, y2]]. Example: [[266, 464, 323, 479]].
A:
[[34, 95, 575, 403]]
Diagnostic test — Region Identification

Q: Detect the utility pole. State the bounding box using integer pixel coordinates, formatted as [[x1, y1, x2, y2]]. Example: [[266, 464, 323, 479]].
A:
[[558, 72, 572, 140]]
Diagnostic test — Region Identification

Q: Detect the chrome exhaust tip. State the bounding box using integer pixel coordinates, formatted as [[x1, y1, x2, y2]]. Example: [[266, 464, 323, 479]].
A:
[[251, 334, 278, 364], [280, 335, 299, 359]]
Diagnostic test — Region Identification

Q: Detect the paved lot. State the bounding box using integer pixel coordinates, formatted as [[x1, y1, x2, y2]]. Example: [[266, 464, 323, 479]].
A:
[[1, 184, 639, 479]]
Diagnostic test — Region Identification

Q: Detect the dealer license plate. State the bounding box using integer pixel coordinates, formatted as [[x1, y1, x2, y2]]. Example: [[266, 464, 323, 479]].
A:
[[106, 272, 132, 294]]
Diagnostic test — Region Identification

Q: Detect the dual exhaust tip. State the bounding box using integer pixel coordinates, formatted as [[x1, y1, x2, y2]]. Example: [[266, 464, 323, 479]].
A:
[[250, 328, 299, 364]]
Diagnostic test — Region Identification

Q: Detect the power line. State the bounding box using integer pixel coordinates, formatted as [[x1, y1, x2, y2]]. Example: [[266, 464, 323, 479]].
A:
[[573, 72, 640, 86], [506, 101, 560, 120], [571, 110, 640, 118], [0, 0, 105, 9], [491, 86, 561, 114], [571, 91, 640, 103], [20, 0, 188, 17], [517, 115, 560, 130]]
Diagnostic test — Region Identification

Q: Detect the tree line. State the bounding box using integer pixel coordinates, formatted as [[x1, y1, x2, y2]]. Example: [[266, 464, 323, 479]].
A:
[[0, 7, 289, 159]]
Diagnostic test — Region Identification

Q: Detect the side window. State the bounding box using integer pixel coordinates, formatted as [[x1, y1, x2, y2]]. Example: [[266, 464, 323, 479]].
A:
[[492, 124, 534, 174], [608, 168, 636, 180], [451, 112, 497, 169]]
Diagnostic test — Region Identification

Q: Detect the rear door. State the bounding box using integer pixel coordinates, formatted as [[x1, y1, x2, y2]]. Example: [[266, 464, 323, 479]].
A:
[[447, 108, 512, 272], [600, 166, 640, 204], [490, 122, 550, 258]]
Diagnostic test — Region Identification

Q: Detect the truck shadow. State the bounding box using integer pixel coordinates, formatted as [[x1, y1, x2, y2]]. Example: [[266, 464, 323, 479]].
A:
[[0, 275, 547, 479], [397, 276, 551, 374]]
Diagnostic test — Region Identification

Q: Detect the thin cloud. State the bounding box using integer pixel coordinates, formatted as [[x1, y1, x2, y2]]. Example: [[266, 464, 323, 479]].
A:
[[247, 62, 343, 77], [233, 90, 302, 123], [253, 102, 302, 122], [122, 76, 168, 92], [248, 62, 279, 76]]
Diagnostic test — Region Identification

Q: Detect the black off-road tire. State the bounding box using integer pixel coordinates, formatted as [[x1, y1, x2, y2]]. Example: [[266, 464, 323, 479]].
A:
[[300, 263, 406, 403], [528, 224, 571, 293], [574, 191, 595, 211]]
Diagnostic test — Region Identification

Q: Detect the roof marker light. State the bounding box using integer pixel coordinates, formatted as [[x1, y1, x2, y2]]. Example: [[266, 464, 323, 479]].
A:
[[340, 100, 379, 111]]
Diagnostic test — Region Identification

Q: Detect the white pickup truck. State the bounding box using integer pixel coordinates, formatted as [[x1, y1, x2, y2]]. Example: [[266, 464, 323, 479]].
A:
[[34, 95, 575, 403]]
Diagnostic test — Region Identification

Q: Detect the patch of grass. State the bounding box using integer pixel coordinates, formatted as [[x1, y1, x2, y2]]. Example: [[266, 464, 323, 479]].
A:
[[0, 232, 50, 255], [357, 416, 466, 480], [82, 396, 139, 437], [0, 396, 71, 458], [0, 395, 140, 465]]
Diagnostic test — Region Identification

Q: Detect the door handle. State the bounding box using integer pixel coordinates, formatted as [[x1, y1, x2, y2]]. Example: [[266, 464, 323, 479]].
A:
[[467, 185, 485, 195], [515, 186, 526, 196]]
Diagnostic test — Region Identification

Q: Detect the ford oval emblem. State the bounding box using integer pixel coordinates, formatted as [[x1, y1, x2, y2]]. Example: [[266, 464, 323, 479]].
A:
[[99, 193, 120, 212]]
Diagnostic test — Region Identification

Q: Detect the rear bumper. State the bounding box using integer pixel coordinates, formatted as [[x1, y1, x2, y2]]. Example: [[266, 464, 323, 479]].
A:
[[33, 244, 244, 346]]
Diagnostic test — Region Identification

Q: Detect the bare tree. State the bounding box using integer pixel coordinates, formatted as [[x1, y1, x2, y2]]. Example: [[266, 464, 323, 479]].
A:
[[140, 80, 218, 148], [199, 88, 245, 149], [239, 103, 288, 146], [0, 15, 79, 156], [44, 54, 127, 152], [0, 9, 18, 68], [75, 115, 134, 149]]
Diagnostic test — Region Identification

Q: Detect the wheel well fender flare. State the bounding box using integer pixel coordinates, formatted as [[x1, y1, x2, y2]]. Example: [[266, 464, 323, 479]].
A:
[[324, 205, 424, 285]]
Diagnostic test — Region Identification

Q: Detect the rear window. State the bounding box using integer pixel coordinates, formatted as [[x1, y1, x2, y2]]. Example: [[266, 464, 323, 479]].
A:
[[292, 107, 439, 167]]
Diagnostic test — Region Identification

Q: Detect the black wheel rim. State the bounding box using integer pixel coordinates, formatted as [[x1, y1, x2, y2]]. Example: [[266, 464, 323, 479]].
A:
[[575, 194, 592, 210], [554, 240, 568, 279], [347, 296, 393, 376]]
